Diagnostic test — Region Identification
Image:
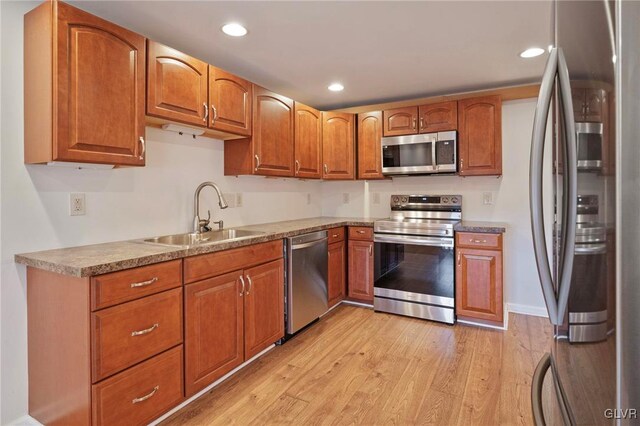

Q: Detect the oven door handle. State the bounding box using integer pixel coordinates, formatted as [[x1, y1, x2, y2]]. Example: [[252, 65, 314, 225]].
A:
[[574, 243, 607, 255], [374, 234, 454, 248]]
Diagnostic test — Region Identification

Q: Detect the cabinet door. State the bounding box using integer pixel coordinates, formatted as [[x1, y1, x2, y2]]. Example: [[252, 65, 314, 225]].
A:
[[294, 102, 322, 179], [455, 247, 503, 323], [571, 87, 586, 121], [322, 112, 355, 180], [419, 101, 458, 133], [357, 111, 384, 180], [458, 96, 502, 176], [209, 67, 252, 136], [244, 260, 285, 359], [383, 106, 418, 136], [55, 2, 146, 166], [146, 41, 208, 127], [348, 240, 374, 303], [328, 240, 346, 307], [253, 86, 295, 176], [584, 89, 604, 122], [185, 271, 244, 396]]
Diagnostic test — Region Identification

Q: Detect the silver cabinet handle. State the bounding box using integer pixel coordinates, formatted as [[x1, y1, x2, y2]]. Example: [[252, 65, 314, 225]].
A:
[[130, 277, 158, 288], [295, 160, 300, 174], [131, 323, 159, 337], [412, 118, 417, 129], [132, 385, 159, 404], [530, 47, 559, 325], [369, 244, 372, 256], [457, 252, 461, 266], [556, 47, 578, 326], [203, 103, 208, 123], [357, 230, 366, 234], [245, 275, 253, 295], [471, 239, 487, 244], [419, 117, 424, 131], [332, 234, 339, 238], [239, 275, 246, 296], [324, 164, 328, 174], [211, 104, 218, 126], [254, 155, 260, 171], [138, 136, 145, 160]]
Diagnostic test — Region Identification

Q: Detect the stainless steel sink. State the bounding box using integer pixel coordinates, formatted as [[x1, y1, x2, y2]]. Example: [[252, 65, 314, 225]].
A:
[[143, 229, 264, 247]]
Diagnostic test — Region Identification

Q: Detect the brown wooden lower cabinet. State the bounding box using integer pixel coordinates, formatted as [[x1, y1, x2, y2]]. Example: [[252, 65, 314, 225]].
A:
[[348, 236, 374, 303], [328, 239, 346, 307], [455, 232, 504, 324], [184, 244, 284, 396]]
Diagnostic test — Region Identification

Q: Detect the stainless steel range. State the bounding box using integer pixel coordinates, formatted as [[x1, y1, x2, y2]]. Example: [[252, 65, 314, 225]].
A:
[[373, 194, 461, 324]]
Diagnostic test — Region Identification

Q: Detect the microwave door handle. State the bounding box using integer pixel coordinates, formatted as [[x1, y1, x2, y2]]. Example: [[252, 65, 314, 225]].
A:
[[529, 47, 560, 325], [555, 47, 578, 326], [432, 141, 437, 171]]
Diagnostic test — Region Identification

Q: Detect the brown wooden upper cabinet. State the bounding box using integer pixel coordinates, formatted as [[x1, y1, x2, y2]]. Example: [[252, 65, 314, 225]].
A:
[[322, 112, 355, 180], [457, 96, 502, 176], [294, 102, 322, 179], [357, 111, 384, 180], [25, 1, 146, 166], [209, 67, 252, 136], [147, 41, 208, 127], [418, 101, 458, 133], [383, 106, 418, 136], [224, 86, 294, 177]]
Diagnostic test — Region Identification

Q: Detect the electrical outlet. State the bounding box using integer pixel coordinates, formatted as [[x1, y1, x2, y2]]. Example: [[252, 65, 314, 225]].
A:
[[307, 193, 311, 205], [483, 192, 494, 205], [69, 193, 86, 216], [343, 193, 350, 204], [372, 192, 380, 204], [236, 193, 243, 208], [223, 193, 236, 208]]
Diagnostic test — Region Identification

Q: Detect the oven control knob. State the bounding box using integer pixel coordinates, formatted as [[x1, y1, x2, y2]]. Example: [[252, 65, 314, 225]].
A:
[[451, 196, 459, 204], [401, 196, 408, 203], [392, 196, 400, 204], [442, 196, 449, 204]]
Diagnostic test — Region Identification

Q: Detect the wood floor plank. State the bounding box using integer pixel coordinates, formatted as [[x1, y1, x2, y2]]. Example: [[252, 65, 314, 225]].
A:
[[162, 306, 542, 426]]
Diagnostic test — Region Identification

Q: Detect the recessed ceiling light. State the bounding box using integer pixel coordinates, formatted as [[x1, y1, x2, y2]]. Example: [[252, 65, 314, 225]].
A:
[[328, 83, 344, 92], [520, 47, 545, 58], [221, 23, 247, 37]]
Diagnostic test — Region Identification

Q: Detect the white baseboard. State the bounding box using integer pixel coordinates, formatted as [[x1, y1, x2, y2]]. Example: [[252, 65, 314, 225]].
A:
[[507, 303, 549, 318], [7, 415, 42, 426]]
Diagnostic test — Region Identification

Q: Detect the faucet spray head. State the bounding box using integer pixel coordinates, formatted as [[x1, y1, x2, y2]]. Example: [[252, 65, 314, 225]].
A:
[[219, 195, 229, 209]]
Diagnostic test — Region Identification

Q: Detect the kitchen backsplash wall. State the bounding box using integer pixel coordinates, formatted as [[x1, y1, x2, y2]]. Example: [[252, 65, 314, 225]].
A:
[[321, 99, 555, 319]]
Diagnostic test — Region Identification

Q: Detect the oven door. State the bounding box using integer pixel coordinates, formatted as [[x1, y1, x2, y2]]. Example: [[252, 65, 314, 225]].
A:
[[373, 234, 455, 324], [381, 134, 436, 175], [575, 122, 603, 171]]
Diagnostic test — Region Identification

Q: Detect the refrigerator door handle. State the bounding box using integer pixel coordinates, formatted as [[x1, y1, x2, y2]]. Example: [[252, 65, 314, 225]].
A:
[[531, 353, 551, 425], [555, 47, 578, 326], [529, 47, 561, 325]]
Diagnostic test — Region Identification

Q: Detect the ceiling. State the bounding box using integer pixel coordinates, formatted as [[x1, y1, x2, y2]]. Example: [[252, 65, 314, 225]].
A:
[[70, 1, 553, 110]]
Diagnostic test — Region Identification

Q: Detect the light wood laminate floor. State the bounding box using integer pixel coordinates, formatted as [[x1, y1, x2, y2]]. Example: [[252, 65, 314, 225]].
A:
[[163, 305, 553, 425]]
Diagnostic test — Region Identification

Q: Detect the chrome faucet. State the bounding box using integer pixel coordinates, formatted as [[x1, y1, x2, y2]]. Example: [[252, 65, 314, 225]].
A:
[[193, 182, 228, 233]]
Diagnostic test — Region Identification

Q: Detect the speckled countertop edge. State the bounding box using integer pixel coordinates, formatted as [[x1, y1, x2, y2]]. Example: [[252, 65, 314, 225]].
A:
[[14, 217, 376, 277], [454, 221, 508, 234]]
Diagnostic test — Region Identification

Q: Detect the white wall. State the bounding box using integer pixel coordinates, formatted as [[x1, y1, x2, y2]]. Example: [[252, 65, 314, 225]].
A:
[[322, 98, 554, 316], [0, 2, 322, 423], [0, 2, 552, 424]]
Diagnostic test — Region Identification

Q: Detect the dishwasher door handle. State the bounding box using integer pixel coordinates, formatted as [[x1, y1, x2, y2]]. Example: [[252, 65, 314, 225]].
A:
[[291, 237, 328, 250]]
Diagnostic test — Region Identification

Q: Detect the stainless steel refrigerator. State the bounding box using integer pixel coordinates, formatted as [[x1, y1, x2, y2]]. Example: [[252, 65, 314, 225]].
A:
[[529, 0, 639, 424]]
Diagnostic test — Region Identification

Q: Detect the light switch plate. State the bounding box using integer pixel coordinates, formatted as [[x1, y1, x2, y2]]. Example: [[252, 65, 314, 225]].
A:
[[343, 193, 350, 204], [307, 193, 311, 205], [483, 192, 494, 205], [372, 192, 380, 204], [223, 193, 236, 208], [236, 193, 243, 208], [69, 193, 86, 216]]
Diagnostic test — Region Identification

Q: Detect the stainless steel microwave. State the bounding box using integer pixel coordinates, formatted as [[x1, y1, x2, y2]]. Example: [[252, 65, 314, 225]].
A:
[[381, 131, 457, 176], [576, 122, 603, 171]]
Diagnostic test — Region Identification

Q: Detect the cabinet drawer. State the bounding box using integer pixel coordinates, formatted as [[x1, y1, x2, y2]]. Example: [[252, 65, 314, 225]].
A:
[[92, 345, 184, 426], [348, 226, 373, 241], [456, 232, 502, 250], [92, 288, 183, 382], [184, 240, 283, 284], [91, 260, 182, 311], [328, 227, 345, 244]]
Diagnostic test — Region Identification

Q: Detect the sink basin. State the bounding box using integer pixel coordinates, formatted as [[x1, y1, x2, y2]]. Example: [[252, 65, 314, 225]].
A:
[[143, 229, 264, 247]]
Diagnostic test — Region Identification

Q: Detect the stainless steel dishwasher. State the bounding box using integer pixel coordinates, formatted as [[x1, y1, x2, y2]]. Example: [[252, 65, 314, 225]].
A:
[[286, 230, 328, 335]]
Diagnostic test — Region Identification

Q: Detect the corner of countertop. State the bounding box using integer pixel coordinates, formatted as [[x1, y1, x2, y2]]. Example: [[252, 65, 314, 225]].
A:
[[454, 220, 508, 234]]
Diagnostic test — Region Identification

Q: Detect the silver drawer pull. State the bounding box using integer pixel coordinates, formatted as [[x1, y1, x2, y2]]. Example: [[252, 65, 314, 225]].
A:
[[357, 230, 366, 234], [131, 323, 159, 337], [130, 277, 158, 288], [471, 239, 487, 244], [132, 385, 159, 404], [332, 234, 339, 238]]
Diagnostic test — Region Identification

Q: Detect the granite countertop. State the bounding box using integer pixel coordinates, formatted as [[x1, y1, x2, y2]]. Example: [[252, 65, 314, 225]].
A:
[[454, 221, 508, 234], [14, 217, 376, 277]]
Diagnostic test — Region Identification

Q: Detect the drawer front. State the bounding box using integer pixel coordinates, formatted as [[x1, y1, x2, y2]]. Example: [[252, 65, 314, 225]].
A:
[[92, 288, 183, 382], [456, 232, 502, 250], [184, 240, 283, 284], [91, 260, 182, 311], [328, 227, 345, 244], [348, 226, 374, 241], [92, 345, 184, 426]]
